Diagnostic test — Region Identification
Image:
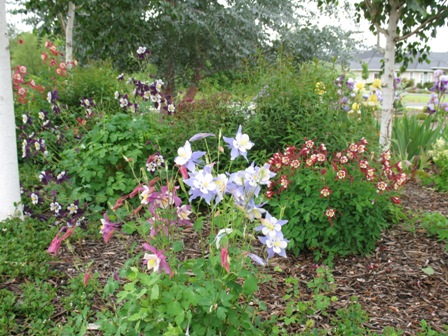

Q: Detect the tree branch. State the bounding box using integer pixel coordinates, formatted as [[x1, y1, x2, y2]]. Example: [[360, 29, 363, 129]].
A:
[[58, 13, 66, 33], [397, 7, 448, 42]]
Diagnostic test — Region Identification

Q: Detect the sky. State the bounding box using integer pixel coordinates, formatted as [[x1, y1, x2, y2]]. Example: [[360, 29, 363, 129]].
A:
[[6, 1, 448, 53]]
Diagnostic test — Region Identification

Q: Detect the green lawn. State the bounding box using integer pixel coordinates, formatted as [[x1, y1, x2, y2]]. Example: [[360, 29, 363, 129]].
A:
[[402, 93, 430, 104]]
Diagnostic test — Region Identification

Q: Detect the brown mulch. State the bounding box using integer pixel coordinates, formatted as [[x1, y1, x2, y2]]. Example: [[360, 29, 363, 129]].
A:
[[36, 182, 448, 334]]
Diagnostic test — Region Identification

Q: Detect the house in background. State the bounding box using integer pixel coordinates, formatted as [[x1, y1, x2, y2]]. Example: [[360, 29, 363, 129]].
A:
[[347, 49, 448, 85]]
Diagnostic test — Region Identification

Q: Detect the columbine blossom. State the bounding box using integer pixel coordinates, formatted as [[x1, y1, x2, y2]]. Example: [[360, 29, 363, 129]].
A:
[[189, 133, 216, 142], [220, 248, 231, 273], [259, 232, 288, 258], [213, 228, 233, 249], [47, 226, 75, 255], [100, 213, 120, 243], [142, 243, 171, 275], [245, 252, 266, 266], [223, 125, 254, 161], [174, 140, 205, 171], [244, 199, 267, 221], [184, 165, 217, 204], [177, 204, 192, 226], [255, 213, 287, 238]]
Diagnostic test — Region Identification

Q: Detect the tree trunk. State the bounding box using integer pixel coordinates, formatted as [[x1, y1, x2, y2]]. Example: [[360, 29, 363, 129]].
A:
[[379, 2, 399, 151], [164, 61, 176, 97], [65, 1, 76, 67], [183, 61, 203, 102], [0, 1, 22, 220]]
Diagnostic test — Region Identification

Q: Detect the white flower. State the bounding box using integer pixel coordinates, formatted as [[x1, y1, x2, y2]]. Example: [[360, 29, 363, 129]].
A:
[[174, 141, 193, 166], [137, 46, 147, 55], [213, 228, 233, 249], [144, 253, 160, 272]]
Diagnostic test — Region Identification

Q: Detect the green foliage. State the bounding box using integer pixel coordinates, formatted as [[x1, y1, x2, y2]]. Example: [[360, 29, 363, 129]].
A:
[[427, 138, 448, 192], [392, 114, 442, 171], [0, 289, 18, 335], [419, 212, 448, 250], [267, 139, 406, 263], [96, 258, 270, 336], [60, 112, 172, 207], [10, 33, 46, 75], [245, 60, 379, 162], [0, 218, 56, 280], [57, 61, 123, 110]]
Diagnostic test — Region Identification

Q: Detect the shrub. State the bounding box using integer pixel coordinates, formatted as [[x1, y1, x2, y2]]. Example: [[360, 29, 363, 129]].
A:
[[244, 59, 379, 163], [60, 112, 173, 208], [266, 138, 407, 262], [57, 61, 123, 110]]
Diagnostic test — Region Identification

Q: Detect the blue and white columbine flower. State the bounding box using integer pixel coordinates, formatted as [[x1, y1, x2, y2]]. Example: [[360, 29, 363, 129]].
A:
[[184, 165, 217, 204], [259, 232, 288, 258], [223, 125, 254, 161], [174, 140, 205, 172], [256, 212, 287, 238]]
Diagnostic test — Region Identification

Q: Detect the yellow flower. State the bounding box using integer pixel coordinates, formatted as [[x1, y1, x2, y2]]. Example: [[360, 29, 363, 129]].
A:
[[315, 82, 326, 95], [355, 81, 365, 91], [372, 78, 382, 89], [352, 102, 360, 111]]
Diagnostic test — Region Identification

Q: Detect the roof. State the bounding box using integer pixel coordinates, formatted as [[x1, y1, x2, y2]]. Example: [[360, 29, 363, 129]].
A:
[[348, 49, 448, 72]]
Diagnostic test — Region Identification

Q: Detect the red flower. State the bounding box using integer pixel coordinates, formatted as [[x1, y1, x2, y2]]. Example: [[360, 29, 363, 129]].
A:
[[220, 248, 231, 273], [18, 39, 24, 44]]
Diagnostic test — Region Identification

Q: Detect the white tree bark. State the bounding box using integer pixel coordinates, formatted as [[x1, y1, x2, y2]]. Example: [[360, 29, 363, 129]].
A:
[[379, 1, 399, 151], [0, 0, 22, 220], [65, 1, 76, 66]]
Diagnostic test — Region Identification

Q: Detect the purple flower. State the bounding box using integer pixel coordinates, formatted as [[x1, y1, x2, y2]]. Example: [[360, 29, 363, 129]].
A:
[[100, 213, 121, 243], [136, 46, 151, 59], [47, 90, 59, 103], [245, 252, 266, 266], [189, 133, 216, 142], [142, 243, 171, 275], [39, 170, 53, 185], [223, 125, 254, 161], [56, 171, 69, 184]]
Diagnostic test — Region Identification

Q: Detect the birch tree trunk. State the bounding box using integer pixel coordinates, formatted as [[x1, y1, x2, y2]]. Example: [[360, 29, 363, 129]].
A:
[[65, 1, 76, 66], [0, 0, 22, 220], [379, 2, 399, 151]]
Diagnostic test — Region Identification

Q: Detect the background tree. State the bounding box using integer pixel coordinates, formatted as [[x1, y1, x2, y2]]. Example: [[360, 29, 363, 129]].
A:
[[18, 0, 303, 97], [319, 0, 448, 150], [270, 23, 361, 66], [0, 0, 22, 220]]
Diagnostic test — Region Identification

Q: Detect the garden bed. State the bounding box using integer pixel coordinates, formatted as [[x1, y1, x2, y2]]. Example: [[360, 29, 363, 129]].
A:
[[29, 181, 448, 335]]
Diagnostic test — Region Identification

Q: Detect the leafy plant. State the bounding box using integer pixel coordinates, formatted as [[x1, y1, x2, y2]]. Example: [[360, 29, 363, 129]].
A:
[[266, 138, 407, 263], [0, 218, 57, 280], [60, 112, 172, 207], [392, 114, 442, 171], [245, 59, 379, 163], [428, 138, 448, 192], [419, 212, 448, 251]]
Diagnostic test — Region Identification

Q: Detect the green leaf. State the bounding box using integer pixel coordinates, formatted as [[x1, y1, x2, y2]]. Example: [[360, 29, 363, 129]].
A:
[[216, 306, 227, 321], [151, 284, 159, 301], [242, 275, 258, 296], [422, 266, 434, 276]]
